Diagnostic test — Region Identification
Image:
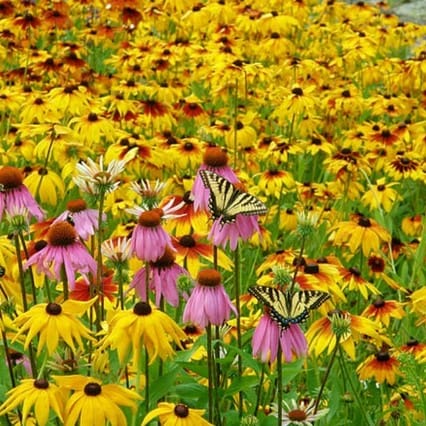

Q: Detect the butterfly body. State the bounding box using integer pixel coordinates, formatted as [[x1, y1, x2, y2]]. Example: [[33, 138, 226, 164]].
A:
[[199, 170, 267, 225], [248, 285, 330, 331]]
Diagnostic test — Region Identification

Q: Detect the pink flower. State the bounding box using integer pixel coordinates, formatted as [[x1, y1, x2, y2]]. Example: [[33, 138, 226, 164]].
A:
[[192, 146, 238, 212], [25, 221, 97, 290], [130, 247, 189, 307], [252, 313, 307, 363], [130, 209, 174, 262], [208, 214, 261, 250], [0, 166, 43, 221], [183, 269, 236, 328], [53, 198, 103, 240]]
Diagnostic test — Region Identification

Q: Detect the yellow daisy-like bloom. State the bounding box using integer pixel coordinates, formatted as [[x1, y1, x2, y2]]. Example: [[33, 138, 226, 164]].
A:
[[357, 349, 401, 385], [24, 167, 65, 205], [361, 297, 405, 327], [99, 301, 186, 365], [53, 375, 140, 426], [408, 287, 426, 326], [401, 214, 423, 237], [258, 169, 295, 198], [142, 402, 213, 426], [361, 177, 400, 212], [329, 213, 391, 256], [12, 298, 96, 355], [0, 378, 64, 426], [306, 310, 387, 360]]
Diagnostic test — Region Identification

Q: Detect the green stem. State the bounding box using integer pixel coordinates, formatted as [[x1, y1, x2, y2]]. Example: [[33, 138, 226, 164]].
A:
[[233, 78, 238, 169], [234, 242, 243, 416], [18, 231, 37, 304], [35, 126, 56, 201], [277, 346, 283, 426], [314, 336, 340, 413], [0, 310, 16, 387], [337, 347, 375, 426], [206, 324, 214, 423], [96, 190, 106, 322], [14, 235, 28, 311], [289, 234, 306, 294], [61, 265, 69, 301], [253, 364, 265, 417]]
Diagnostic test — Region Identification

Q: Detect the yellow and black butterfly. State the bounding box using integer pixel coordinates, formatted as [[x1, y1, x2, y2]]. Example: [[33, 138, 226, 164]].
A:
[[199, 170, 267, 225], [248, 285, 330, 330]]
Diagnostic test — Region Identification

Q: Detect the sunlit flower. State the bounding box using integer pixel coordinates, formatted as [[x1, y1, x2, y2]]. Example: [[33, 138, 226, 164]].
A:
[[271, 398, 329, 426], [401, 214, 423, 237], [53, 374, 140, 426], [172, 234, 233, 277], [23, 167, 65, 206], [100, 301, 185, 365], [329, 213, 391, 256], [361, 177, 399, 212], [252, 313, 307, 363], [0, 166, 43, 221], [53, 199, 104, 240], [142, 402, 213, 426], [130, 246, 189, 307], [361, 297, 405, 327], [357, 348, 401, 385], [70, 273, 117, 303], [0, 379, 64, 426], [12, 298, 95, 355], [339, 266, 381, 300], [25, 221, 97, 290], [183, 269, 236, 329], [306, 310, 386, 360]]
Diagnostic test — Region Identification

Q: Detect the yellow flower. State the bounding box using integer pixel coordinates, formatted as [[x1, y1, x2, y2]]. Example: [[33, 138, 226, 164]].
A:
[[361, 178, 399, 212], [0, 378, 64, 426], [329, 213, 391, 256], [306, 310, 387, 360], [357, 349, 401, 385], [99, 301, 186, 365], [24, 167, 65, 205], [53, 375, 140, 426], [142, 402, 213, 426], [12, 299, 95, 355]]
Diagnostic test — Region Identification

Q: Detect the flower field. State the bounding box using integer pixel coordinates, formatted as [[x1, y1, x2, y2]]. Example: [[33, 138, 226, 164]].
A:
[[0, 0, 425, 425]]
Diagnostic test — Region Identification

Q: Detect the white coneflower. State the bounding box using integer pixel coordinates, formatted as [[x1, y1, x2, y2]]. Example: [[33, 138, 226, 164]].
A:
[[101, 237, 132, 263], [271, 399, 329, 426], [126, 197, 185, 220], [74, 150, 136, 195]]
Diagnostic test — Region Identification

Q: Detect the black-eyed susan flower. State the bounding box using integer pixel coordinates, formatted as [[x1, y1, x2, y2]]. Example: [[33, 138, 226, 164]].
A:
[[0, 378, 64, 426], [24, 221, 97, 291], [408, 287, 426, 326], [361, 296, 405, 327], [53, 374, 140, 426], [357, 348, 401, 385], [12, 298, 95, 355], [258, 169, 295, 198], [401, 214, 423, 237], [367, 254, 406, 292], [99, 301, 185, 365], [172, 234, 233, 277], [329, 213, 391, 256], [271, 398, 329, 426], [142, 402, 213, 426], [361, 177, 399, 212], [340, 265, 381, 299], [306, 310, 386, 360]]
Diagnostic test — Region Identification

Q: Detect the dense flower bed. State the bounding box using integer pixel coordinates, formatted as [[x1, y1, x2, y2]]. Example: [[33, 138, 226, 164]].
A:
[[0, 0, 425, 425]]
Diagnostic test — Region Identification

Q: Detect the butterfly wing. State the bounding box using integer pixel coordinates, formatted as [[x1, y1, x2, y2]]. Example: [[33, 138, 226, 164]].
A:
[[249, 286, 330, 330], [199, 170, 267, 224]]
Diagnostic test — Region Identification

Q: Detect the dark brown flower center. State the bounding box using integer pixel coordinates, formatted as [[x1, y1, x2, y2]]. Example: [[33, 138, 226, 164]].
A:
[[47, 221, 77, 246], [292, 87, 303, 96], [34, 240, 48, 251], [357, 216, 371, 227], [84, 382, 102, 396], [0, 166, 24, 188], [288, 408, 308, 421], [133, 301, 152, 315], [138, 210, 162, 227], [197, 269, 221, 287], [66, 199, 87, 212], [375, 351, 390, 361], [373, 297, 385, 308], [151, 246, 176, 268], [174, 404, 189, 418], [304, 263, 319, 274], [179, 235, 196, 247], [45, 302, 62, 315], [203, 147, 228, 167], [34, 378, 49, 389]]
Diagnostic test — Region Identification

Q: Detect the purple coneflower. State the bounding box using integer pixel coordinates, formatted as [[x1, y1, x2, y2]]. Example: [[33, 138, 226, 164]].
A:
[[25, 221, 97, 291], [53, 198, 103, 240], [209, 214, 261, 251], [130, 246, 189, 307], [252, 312, 307, 363], [192, 146, 238, 213], [183, 269, 236, 328], [0, 166, 43, 221], [128, 198, 183, 262]]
